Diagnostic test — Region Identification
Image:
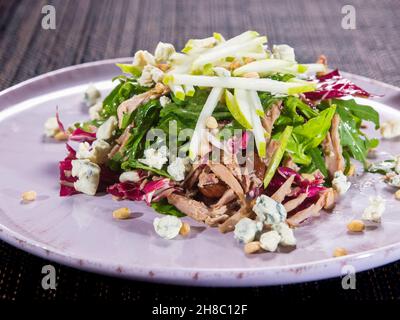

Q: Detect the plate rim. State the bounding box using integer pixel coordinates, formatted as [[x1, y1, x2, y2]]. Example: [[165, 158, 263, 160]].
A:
[[1, 58, 400, 287]]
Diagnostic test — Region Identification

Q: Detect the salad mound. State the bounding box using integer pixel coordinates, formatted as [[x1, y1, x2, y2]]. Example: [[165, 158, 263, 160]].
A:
[[52, 31, 383, 254]]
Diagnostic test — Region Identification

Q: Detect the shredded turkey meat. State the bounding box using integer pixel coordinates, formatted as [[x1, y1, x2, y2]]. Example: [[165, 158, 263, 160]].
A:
[[117, 83, 169, 128], [322, 114, 345, 178]]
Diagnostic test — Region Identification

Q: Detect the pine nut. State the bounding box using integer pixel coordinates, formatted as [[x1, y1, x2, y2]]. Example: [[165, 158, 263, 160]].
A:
[[347, 219, 365, 232], [179, 222, 191, 236], [333, 247, 348, 257], [244, 241, 261, 254], [395, 189, 400, 200], [112, 207, 131, 220], [22, 191, 37, 202]]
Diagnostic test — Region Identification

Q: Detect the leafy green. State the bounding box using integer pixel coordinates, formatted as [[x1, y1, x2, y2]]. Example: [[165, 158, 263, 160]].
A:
[[275, 97, 306, 128], [121, 160, 170, 178], [124, 100, 161, 159], [266, 73, 295, 82], [151, 200, 186, 217], [155, 89, 233, 144], [299, 147, 329, 177], [258, 92, 281, 110], [264, 126, 293, 188], [260, 95, 318, 130], [336, 104, 378, 166], [100, 79, 147, 119], [285, 106, 336, 164], [332, 99, 380, 129]]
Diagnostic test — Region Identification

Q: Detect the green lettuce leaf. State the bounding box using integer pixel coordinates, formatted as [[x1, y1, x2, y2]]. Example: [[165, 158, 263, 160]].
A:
[[151, 199, 186, 217], [332, 99, 380, 129], [284, 106, 336, 165]]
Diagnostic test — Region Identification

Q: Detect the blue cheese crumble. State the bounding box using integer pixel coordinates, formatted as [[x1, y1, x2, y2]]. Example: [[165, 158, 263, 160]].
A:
[[71, 159, 101, 196], [252, 195, 287, 225], [153, 216, 182, 240], [139, 146, 168, 170], [362, 196, 385, 223], [234, 217, 263, 244], [259, 231, 281, 252], [332, 170, 351, 195]]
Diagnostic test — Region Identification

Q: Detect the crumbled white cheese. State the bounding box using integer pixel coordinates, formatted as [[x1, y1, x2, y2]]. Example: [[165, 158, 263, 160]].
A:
[[119, 171, 141, 183], [84, 84, 101, 107], [332, 170, 351, 195], [259, 231, 281, 252], [76, 139, 111, 165], [89, 102, 103, 120], [154, 42, 175, 63], [234, 217, 263, 244], [44, 117, 59, 137], [272, 44, 296, 62], [137, 65, 164, 87], [71, 159, 101, 196], [381, 120, 400, 139], [153, 215, 182, 240], [368, 160, 395, 173], [252, 195, 287, 224], [167, 157, 190, 181], [272, 222, 296, 246], [394, 156, 400, 174], [139, 146, 168, 170], [362, 196, 385, 223], [96, 116, 117, 140], [386, 173, 400, 187], [159, 95, 171, 107], [132, 50, 156, 68]]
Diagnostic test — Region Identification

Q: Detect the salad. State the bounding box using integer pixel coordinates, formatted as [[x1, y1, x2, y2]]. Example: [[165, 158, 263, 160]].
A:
[[46, 31, 392, 255]]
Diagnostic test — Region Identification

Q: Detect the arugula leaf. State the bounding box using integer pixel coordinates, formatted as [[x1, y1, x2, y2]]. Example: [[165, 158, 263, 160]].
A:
[[284, 106, 336, 165], [275, 98, 304, 128], [292, 106, 336, 148], [258, 92, 281, 110], [266, 73, 295, 82], [151, 199, 186, 217], [332, 99, 380, 129], [155, 89, 233, 145], [304, 147, 329, 177], [101, 79, 147, 119], [122, 160, 171, 178], [285, 96, 318, 119], [336, 105, 377, 166], [124, 100, 161, 159]]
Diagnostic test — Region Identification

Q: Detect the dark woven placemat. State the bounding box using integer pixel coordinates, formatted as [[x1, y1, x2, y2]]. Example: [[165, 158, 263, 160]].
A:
[[1, 0, 400, 302]]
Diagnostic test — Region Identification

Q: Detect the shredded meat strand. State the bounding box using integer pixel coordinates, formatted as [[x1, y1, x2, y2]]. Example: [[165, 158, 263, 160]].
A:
[[117, 83, 169, 128], [322, 114, 345, 178], [271, 174, 295, 203], [208, 163, 245, 201], [261, 102, 282, 139], [211, 189, 236, 208], [284, 192, 308, 212], [167, 193, 209, 222]]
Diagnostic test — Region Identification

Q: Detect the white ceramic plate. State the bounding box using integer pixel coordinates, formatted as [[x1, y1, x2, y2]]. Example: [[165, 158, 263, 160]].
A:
[[1, 58, 400, 286]]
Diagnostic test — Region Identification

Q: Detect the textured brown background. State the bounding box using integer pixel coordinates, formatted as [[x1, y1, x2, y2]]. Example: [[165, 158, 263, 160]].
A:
[[1, 0, 400, 302]]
